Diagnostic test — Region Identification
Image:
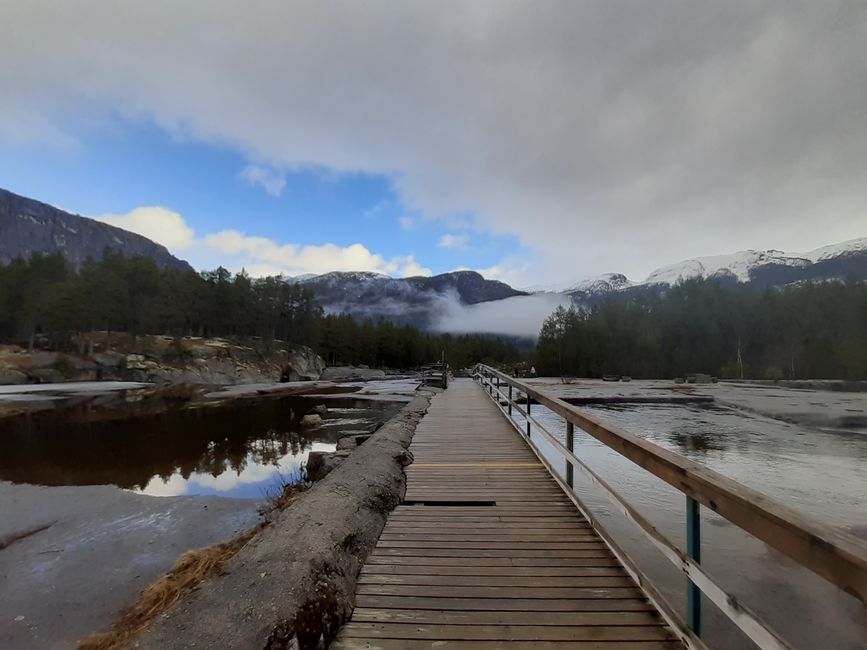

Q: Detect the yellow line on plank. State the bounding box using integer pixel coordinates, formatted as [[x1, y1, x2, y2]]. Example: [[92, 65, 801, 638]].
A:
[[409, 463, 544, 468]]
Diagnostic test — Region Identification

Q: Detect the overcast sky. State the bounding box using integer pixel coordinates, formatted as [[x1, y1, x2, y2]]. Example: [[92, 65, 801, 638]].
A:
[[1, 1, 865, 286]]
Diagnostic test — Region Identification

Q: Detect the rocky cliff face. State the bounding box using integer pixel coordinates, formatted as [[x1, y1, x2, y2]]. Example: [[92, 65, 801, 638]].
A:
[[0, 335, 326, 386], [0, 188, 192, 270]]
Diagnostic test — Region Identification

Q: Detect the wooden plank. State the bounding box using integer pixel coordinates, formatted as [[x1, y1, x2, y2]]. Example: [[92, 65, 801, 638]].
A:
[[340, 622, 675, 641], [356, 585, 644, 599], [332, 640, 682, 649], [371, 548, 614, 558], [364, 556, 622, 568], [355, 595, 656, 612], [357, 575, 637, 588], [360, 565, 627, 577], [351, 608, 662, 626]]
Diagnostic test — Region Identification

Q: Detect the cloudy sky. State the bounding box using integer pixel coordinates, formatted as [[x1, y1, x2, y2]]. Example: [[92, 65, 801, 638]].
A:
[[1, 1, 865, 286]]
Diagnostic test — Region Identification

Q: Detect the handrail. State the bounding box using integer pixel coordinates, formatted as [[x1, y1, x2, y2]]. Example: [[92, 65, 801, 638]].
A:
[[473, 364, 867, 649]]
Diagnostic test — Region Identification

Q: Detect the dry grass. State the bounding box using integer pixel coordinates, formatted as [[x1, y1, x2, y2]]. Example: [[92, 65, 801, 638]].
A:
[[77, 483, 307, 650]]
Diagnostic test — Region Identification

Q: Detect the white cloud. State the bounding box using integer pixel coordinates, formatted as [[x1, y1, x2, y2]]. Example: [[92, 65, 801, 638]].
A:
[[201, 229, 431, 276], [397, 216, 414, 231], [438, 233, 469, 249], [96, 207, 431, 278], [3, 3, 867, 284], [97, 207, 196, 249], [239, 164, 286, 196]]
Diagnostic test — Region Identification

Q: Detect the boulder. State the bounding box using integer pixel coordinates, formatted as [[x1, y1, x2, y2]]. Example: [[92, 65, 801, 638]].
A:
[[126, 354, 147, 370], [320, 366, 386, 381], [305, 450, 351, 481], [301, 413, 322, 427], [280, 344, 326, 382], [0, 367, 27, 385], [29, 368, 65, 384], [93, 351, 125, 367], [29, 351, 59, 368]]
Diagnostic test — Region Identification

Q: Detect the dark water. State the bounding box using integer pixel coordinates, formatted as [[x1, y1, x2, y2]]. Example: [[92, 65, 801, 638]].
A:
[[0, 397, 402, 498], [520, 402, 867, 650]]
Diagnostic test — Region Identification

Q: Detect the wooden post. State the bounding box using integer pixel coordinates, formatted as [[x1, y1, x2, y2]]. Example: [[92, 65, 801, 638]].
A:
[[508, 385, 512, 416], [687, 496, 702, 636], [566, 421, 574, 488], [526, 394, 531, 437]]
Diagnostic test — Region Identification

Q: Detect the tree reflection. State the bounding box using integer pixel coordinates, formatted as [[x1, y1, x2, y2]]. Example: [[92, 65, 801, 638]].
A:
[[0, 396, 397, 489]]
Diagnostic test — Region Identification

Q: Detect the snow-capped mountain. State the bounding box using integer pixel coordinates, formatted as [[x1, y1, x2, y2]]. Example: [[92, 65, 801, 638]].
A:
[[563, 237, 867, 304], [287, 239, 867, 330]]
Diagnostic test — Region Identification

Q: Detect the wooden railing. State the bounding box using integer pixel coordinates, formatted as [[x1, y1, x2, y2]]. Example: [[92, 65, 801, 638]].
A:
[[419, 362, 449, 389], [473, 364, 867, 650]]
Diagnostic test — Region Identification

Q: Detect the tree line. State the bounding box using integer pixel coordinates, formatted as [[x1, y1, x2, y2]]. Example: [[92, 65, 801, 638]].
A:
[[317, 313, 523, 370], [0, 252, 522, 370], [536, 278, 867, 380]]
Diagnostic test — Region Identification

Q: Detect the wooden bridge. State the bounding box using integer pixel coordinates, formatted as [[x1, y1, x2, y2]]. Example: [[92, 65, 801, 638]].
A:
[[334, 370, 867, 649]]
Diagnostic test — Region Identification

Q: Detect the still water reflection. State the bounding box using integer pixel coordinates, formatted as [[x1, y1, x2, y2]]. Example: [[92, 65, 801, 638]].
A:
[[0, 397, 401, 498]]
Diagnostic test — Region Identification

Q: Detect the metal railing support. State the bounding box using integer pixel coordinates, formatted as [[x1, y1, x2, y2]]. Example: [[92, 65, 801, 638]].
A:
[[566, 421, 574, 488], [508, 385, 512, 415], [687, 496, 702, 636]]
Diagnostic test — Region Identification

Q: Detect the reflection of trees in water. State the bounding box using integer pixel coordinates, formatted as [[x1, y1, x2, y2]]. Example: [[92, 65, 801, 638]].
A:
[[0, 397, 396, 489]]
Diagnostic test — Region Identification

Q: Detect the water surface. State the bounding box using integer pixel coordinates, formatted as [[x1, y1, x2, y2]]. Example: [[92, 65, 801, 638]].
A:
[[0, 396, 402, 498], [518, 400, 867, 649]]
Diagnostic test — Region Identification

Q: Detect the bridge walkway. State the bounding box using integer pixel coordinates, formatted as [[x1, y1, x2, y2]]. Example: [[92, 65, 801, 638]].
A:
[[332, 379, 681, 649]]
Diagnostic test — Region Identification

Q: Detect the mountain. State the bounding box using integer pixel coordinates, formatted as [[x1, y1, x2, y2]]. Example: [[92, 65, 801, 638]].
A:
[[0, 188, 192, 270], [289, 270, 527, 327], [564, 238, 867, 304]]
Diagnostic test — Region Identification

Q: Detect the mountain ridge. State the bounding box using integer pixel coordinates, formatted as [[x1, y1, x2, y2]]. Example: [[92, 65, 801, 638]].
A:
[[0, 187, 192, 271]]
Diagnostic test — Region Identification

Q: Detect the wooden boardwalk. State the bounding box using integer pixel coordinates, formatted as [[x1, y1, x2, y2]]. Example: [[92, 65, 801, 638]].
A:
[[332, 379, 680, 649]]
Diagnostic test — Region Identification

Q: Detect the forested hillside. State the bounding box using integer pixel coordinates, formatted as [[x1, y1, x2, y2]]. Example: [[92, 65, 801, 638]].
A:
[[537, 278, 867, 380], [0, 253, 521, 370]]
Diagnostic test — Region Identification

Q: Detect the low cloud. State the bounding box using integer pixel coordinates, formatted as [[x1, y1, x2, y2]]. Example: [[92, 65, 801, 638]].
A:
[[96, 207, 431, 278], [430, 292, 570, 339], [239, 164, 286, 197], [438, 233, 469, 249]]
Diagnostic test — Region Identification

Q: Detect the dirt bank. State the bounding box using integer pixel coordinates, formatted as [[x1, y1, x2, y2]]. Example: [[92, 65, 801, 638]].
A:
[[132, 390, 434, 649], [0, 483, 261, 650]]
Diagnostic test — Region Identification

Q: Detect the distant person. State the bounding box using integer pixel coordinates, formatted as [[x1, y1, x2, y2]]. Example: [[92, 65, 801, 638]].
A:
[[530, 366, 536, 377]]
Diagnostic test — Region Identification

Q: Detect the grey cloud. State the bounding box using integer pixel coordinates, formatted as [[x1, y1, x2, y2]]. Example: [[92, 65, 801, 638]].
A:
[[1, 1, 865, 283]]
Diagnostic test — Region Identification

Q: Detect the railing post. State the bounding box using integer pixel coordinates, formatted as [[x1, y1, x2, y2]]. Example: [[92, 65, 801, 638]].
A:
[[687, 496, 702, 637], [566, 421, 574, 488], [526, 393, 531, 437], [508, 385, 512, 416]]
